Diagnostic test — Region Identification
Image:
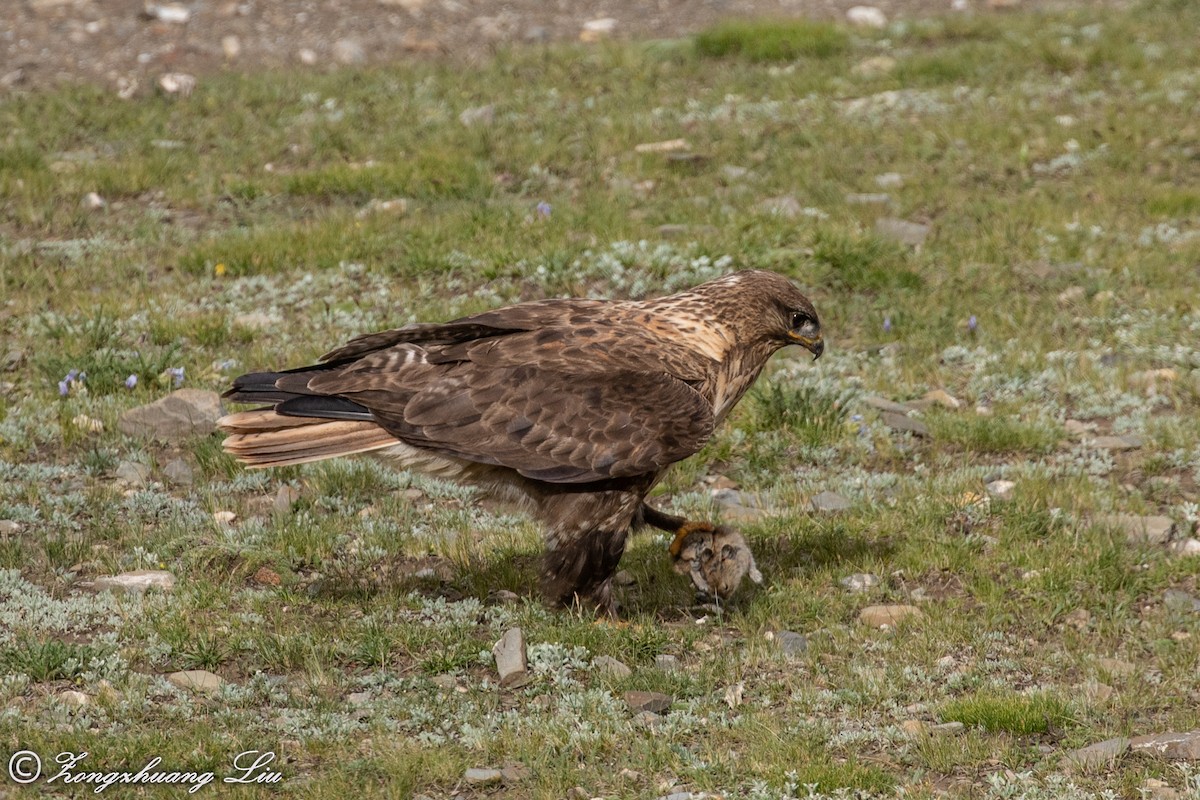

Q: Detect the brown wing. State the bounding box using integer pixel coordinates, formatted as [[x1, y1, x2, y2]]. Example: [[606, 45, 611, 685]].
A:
[[320, 299, 608, 362], [233, 301, 719, 483], [314, 363, 714, 483]]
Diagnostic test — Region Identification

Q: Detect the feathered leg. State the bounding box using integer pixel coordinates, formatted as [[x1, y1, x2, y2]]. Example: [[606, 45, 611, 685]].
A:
[[537, 490, 642, 615]]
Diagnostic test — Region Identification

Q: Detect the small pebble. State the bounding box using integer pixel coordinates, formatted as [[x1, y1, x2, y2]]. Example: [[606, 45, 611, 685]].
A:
[[463, 768, 502, 786], [221, 35, 241, 59], [592, 655, 632, 679], [654, 654, 679, 672], [985, 480, 1015, 500], [840, 573, 880, 593], [846, 5, 888, 28], [624, 690, 671, 714]]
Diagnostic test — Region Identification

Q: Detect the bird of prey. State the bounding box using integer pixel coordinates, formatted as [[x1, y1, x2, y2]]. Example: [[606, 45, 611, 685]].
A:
[[219, 269, 822, 613]]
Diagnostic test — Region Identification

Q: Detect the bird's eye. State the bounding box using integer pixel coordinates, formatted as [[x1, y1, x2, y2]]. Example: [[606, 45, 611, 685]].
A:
[[791, 312, 806, 329]]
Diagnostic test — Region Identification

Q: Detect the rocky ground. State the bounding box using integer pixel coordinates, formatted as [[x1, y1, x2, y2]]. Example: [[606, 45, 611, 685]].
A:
[[7, 0, 1125, 90]]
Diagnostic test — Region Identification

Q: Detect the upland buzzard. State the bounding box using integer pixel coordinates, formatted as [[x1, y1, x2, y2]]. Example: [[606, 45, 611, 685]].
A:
[[219, 270, 822, 612]]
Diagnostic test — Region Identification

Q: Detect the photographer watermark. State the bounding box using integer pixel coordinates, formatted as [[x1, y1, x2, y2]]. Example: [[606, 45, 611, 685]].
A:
[[8, 748, 282, 793]]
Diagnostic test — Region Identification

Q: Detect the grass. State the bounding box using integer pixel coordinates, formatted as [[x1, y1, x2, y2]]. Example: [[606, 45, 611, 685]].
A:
[[940, 690, 1075, 735], [695, 19, 851, 62], [2, 1, 1200, 797]]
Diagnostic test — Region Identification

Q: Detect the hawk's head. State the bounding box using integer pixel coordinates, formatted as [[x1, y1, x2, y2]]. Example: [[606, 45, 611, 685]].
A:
[[719, 270, 823, 360]]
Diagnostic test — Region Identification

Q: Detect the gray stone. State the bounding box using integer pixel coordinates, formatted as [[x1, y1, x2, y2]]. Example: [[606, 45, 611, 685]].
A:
[[274, 485, 301, 513], [930, 721, 965, 735], [115, 460, 151, 487], [654, 655, 679, 672], [775, 630, 807, 656], [492, 628, 530, 689], [614, 569, 636, 586], [118, 389, 221, 441], [166, 669, 225, 693], [757, 195, 802, 218], [58, 689, 90, 707], [859, 604, 924, 627], [986, 480, 1016, 501], [840, 573, 880, 593], [222, 35, 242, 60], [0, 520, 21, 536], [489, 589, 520, 605], [875, 217, 930, 247], [347, 691, 372, 706], [1176, 539, 1200, 557], [162, 458, 194, 486], [847, 5, 888, 27], [1100, 514, 1176, 545], [593, 656, 632, 679], [3, 350, 24, 371], [143, 3, 191, 23], [1091, 435, 1144, 451], [1129, 730, 1200, 760], [624, 690, 671, 714], [811, 491, 851, 513], [875, 172, 904, 188], [1065, 737, 1130, 770], [881, 411, 930, 437], [862, 396, 912, 414], [464, 768, 503, 785], [846, 192, 891, 205], [332, 38, 367, 65], [95, 570, 175, 594], [157, 73, 196, 97], [1163, 590, 1200, 614], [458, 104, 494, 127]]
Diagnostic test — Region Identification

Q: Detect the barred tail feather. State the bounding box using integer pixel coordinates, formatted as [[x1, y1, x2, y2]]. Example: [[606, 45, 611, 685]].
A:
[[218, 410, 401, 468]]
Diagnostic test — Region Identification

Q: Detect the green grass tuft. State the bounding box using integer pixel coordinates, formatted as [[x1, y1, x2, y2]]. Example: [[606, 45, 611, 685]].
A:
[[750, 380, 856, 447], [695, 19, 851, 61], [810, 229, 921, 292], [926, 413, 1062, 455], [1, 637, 103, 682], [940, 690, 1074, 735]]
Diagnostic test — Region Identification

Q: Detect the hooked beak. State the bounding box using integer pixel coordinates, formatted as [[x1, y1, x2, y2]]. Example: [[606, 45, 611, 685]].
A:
[[788, 324, 824, 360]]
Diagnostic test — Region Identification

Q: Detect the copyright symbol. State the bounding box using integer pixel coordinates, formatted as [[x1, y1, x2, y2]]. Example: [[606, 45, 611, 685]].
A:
[[8, 750, 42, 784]]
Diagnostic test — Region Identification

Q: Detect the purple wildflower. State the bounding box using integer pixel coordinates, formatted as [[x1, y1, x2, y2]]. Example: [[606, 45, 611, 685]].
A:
[[125, 374, 138, 389], [883, 316, 892, 333], [967, 315, 978, 332], [535, 201, 552, 218], [66, 368, 80, 382], [58, 380, 70, 396], [168, 367, 185, 387]]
